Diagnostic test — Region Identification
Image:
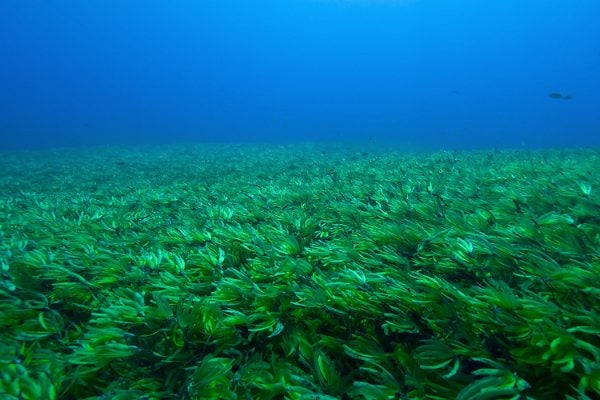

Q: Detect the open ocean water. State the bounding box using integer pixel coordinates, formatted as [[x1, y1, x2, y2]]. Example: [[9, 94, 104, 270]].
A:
[[1, 1, 600, 399]]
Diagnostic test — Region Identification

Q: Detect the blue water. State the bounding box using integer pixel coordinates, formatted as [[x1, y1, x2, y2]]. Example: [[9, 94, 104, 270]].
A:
[[1, 0, 599, 151]]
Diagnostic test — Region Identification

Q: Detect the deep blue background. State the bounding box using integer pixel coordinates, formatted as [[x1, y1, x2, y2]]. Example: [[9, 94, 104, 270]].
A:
[[1, 0, 599, 150]]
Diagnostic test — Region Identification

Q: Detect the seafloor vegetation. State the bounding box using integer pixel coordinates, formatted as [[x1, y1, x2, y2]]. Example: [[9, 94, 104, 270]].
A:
[[1, 143, 599, 399]]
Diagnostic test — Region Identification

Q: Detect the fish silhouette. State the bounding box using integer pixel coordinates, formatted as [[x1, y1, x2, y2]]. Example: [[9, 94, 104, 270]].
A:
[[549, 92, 572, 100]]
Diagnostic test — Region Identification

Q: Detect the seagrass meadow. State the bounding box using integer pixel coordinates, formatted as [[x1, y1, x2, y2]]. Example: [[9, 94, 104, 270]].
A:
[[1, 143, 600, 400]]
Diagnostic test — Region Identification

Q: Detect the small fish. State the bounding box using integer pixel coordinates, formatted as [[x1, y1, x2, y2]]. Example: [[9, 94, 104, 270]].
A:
[[549, 92, 572, 100]]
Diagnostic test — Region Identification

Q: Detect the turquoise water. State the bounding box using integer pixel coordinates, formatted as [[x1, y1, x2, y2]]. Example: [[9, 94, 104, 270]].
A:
[[1, 0, 599, 150]]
